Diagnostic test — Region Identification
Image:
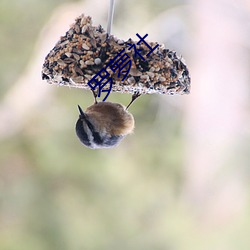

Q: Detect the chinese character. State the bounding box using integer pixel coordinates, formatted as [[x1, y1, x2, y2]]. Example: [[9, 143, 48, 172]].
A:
[[87, 68, 113, 102], [87, 33, 158, 102], [128, 33, 159, 60], [106, 49, 132, 81], [127, 43, 145, 60]]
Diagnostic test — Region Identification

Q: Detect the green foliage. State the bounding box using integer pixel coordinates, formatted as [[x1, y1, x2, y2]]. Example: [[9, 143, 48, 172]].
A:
[[0, 0, 70, 97]]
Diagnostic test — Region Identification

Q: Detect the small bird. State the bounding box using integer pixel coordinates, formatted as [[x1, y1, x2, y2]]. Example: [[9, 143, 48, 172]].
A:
[[75, 92, 140, 149]]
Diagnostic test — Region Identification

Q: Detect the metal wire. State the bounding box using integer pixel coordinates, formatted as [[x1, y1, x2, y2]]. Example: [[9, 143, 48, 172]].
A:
[[107, 0, 115, 34]]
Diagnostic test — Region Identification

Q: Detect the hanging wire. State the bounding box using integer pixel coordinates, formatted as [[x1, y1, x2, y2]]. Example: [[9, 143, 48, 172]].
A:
[[107, 0, 115, 35]]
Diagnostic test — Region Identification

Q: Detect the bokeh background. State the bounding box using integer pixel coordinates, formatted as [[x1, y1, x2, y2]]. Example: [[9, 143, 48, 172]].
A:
[[1, 0, 250, 249]]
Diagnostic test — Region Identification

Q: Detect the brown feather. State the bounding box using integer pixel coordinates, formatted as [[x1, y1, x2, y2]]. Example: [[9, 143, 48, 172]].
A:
[[85, 102, 134, 135]]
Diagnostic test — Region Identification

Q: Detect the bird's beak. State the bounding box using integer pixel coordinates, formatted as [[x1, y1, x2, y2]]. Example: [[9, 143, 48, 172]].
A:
[[77, 105, 86, 119]]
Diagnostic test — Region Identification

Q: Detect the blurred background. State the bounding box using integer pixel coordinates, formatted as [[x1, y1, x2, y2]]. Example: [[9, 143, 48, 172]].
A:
[[1, 0, 250, 249]]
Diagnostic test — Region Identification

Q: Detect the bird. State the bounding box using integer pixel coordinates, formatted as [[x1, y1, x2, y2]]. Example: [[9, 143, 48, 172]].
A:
[[75, 91, 140, 149]]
